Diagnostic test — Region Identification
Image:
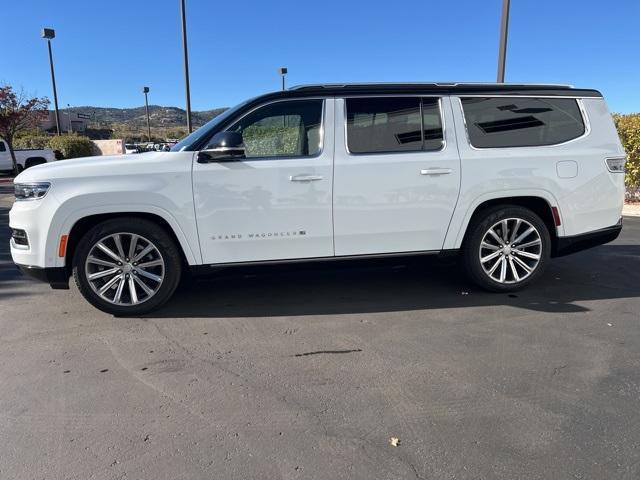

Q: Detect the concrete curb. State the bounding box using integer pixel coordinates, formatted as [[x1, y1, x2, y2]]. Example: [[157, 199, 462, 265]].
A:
[[623, 204, 640, 217]]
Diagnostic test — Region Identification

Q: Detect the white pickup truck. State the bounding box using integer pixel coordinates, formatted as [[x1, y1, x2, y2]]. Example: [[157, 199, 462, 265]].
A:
[[0, 138, 56, 173]]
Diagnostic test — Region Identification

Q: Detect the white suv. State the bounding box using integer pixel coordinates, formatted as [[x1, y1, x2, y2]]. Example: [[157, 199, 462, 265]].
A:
[[9, 83, 626, 315]]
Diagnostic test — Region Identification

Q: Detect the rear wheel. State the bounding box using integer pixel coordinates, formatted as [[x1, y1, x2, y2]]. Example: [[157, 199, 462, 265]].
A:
[[463, 206, 551, 292], [24, 157, 47, 169], [72, 218, 182, 315]]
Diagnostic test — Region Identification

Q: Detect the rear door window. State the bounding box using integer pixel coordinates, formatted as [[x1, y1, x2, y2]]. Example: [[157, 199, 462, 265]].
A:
[[346, 97, 443, 154], [460, 97, 585, 148]]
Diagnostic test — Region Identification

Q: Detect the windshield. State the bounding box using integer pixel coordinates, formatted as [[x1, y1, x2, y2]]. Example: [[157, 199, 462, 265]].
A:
[[171, 101, 250, 151]]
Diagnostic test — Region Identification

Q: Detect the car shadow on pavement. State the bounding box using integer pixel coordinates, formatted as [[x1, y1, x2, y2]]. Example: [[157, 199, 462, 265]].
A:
[[0, 203, 28, 286], [148, 242, 640, 318]]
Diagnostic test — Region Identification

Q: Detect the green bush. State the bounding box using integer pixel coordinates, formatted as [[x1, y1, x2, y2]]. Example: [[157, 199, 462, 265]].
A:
[[48, 135, 95, 159], [13, 135, 51, 150], [614, 114, 640, 189], [243, 126, 300, 157]]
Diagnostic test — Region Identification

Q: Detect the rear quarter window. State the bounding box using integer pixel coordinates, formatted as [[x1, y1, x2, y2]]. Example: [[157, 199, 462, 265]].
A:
[[461, 97, 586, 148]]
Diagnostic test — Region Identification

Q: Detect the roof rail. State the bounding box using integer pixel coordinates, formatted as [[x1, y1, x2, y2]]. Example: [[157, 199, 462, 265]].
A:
[[289, 82, 576, 90]]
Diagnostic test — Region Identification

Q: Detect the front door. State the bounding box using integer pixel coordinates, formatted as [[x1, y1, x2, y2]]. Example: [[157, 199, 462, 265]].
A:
[[333, 96, 461, 255], [193, 98, 334, 264]]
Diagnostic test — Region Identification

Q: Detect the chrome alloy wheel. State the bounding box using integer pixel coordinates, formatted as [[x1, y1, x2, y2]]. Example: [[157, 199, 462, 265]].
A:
[[478, 218, 543, 284], [84, 233, 165, 306]]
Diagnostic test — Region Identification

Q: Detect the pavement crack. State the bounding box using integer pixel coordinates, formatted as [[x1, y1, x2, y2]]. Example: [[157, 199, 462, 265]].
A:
[[407, 460, 427, 480], [552, 364, 568, 377], [292, 349, 362, 357]]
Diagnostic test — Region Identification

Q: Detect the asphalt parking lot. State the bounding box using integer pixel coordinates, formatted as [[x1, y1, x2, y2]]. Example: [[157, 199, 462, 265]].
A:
[[1, 182, 640, 480]]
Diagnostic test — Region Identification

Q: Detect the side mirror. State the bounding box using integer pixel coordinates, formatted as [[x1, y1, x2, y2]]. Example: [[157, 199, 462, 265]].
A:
[[198, 131, 245, 163]]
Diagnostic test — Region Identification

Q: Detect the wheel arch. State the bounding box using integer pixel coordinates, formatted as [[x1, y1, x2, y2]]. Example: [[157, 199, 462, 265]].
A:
[[60, 210, 199, 272], [448, 193, 562, 253]]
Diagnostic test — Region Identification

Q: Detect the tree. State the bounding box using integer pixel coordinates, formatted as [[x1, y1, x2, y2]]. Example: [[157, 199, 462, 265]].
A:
[[0, 85, 49, 174], [614, 114, 640, 195]]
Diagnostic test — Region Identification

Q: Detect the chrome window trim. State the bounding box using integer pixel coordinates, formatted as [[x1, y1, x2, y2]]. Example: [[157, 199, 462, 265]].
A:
[[457, 94, 592, 99], [342, 96, 447, 156], [204, 97, 326, 161], [456, 97, 591, 150]]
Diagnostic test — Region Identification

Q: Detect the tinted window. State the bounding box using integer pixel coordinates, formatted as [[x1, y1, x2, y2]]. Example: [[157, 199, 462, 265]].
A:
[[461, 97, 585, 148], [0, 142, 6, 152], [228, 99, 323, 158], [346, 97, 443, 154]]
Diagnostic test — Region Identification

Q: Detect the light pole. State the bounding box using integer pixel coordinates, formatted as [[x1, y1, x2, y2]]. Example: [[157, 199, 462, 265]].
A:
[[143, 86, 151, 142], [66, 104, 72, 133], [278, 67, 288, 91], [496, 0, 511, 83], [41, 28, 61, 135], [179, 0, 193, 133]]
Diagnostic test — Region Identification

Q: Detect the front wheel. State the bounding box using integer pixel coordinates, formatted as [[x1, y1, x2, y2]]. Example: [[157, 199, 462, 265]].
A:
[[463, 206, 551, 292], [72, 218, 182, 316]]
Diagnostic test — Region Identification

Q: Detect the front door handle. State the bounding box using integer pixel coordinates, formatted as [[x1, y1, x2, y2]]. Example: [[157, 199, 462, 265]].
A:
[[290, 174, 324, 182], [420, 168, 453, 176]]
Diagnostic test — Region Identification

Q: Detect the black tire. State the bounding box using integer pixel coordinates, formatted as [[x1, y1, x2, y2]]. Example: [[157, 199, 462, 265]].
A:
[[16, 164, 24, 173], [72, 217, 182, 316], [24, 157, 47, 169], [462, 205, 551, 292]]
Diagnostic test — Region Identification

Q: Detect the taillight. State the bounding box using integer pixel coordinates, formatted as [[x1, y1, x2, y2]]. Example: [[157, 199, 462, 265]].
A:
[[605, 157, 626, 173]]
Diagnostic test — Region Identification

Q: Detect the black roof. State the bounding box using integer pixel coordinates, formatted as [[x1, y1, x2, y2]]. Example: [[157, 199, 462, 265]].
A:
[[279, 82, 602, 98]]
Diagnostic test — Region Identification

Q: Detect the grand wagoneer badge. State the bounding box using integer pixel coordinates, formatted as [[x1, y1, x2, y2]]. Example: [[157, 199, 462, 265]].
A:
[[211, 231, 307, 240]]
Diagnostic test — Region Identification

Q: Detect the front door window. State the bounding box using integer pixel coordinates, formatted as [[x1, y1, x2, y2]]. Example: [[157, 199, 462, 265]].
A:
[[228, 99, 323, 159]]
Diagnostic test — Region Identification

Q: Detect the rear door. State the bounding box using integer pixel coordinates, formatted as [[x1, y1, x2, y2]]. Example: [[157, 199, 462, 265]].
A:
[[193, 98, 335, 264], [333, 96, 461, 255]]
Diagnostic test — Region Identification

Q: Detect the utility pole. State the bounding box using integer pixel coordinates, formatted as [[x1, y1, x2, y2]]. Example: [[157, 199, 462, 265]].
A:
[[179, 0, 193, 133], [41, 28, 61, 135], [143, 86, 151, 142], [497, 0, 511, 83]]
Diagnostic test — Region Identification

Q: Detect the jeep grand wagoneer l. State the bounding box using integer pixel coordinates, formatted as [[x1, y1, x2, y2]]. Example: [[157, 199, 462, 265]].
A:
[[10, 83, 626, 315]]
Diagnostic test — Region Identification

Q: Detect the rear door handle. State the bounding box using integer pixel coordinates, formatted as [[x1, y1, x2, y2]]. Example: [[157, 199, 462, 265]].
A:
[[290, 174, 324, 182], [420, 168, 453, 176]]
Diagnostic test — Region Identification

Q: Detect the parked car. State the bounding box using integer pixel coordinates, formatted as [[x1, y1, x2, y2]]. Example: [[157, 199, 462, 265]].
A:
[[9, 83, 626, 315], [124, 144, 139, 154], [0, 138, 56, 173]]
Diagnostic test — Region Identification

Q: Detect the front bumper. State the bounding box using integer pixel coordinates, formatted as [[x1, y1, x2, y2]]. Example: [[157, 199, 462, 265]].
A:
[[553, 219, 622, 257], [16, 264, 70, 289], [9, 188, 62, 269]]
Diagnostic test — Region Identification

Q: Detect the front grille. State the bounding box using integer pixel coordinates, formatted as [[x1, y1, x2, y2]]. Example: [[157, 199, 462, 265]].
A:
[[11, 229, 29, 247]]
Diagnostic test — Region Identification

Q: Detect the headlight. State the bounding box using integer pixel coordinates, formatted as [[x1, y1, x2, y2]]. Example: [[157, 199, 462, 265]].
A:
[[14, 182, 51, 201]]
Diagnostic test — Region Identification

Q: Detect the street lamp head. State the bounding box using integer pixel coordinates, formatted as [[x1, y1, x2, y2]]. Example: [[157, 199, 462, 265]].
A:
[[143, 86, 150, 94], [41, 28, 55, 40], [278, 67, 288, 75]]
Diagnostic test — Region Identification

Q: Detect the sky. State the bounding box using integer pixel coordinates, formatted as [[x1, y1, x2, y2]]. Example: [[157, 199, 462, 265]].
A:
[[2, 0, 639, 113]]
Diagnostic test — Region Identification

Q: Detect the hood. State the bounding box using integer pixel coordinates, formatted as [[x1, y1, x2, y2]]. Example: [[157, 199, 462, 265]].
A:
[[14, 151, 173, 183]]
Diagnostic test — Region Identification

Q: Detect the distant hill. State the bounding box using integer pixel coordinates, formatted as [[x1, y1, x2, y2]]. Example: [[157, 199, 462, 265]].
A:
[[64, 105, 228, 128]]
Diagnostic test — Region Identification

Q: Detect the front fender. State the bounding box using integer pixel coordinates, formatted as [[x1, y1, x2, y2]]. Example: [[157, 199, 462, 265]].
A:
[[44, 191, 201, 269]]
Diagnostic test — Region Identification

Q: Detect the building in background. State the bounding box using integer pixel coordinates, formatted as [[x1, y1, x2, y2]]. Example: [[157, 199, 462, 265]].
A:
[[40, 110, 90, 133]]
